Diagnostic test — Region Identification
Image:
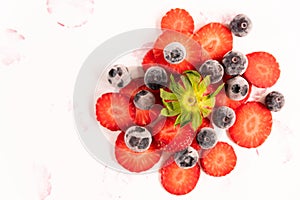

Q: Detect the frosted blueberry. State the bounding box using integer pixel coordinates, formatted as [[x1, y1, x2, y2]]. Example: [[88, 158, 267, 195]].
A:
[[225, 76, 249, 101], [212, 106, 236, 129], [196, 127, 218, 149], [133, 90, 155, 110], [265, 91, 285, 112], [229, 14, 253, 37], [144, 66, 168, 90], [163, 42, 186, 64], [174, 146, 199, 169], [199, 60, 224, 84], [124, 126, 152, 152], [222, 51, 248, 76], [107, 64, 131, 89]]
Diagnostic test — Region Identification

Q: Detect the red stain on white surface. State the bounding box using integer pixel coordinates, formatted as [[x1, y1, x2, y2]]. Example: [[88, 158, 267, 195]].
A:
[[46, 0, 94, 28], [0, 29, 25, 66], [33, 164, 52, 200]]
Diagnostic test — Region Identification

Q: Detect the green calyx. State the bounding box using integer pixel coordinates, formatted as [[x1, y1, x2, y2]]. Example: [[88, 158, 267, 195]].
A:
[[160, 70, 224, 131]]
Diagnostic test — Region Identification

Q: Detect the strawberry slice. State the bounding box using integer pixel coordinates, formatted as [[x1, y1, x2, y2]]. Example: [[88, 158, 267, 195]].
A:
[[153, 30, 204, 74], [160, 160, 200, 195], [134, 105, 161, 126], [193, 22, 233, 61], [95, 93, 135, 131], [161, 8, 194, 34], [243, 52, 280, 88], [115, 132, 161, 173], [200, 142, 237, 177], [142, 49, 159, 71], [153, 117, 196, 152], [228, 101, 272, 148]]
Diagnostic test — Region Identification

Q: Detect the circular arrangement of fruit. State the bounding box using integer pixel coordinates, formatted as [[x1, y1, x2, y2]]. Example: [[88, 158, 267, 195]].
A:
[[95, 8, 285, 195]]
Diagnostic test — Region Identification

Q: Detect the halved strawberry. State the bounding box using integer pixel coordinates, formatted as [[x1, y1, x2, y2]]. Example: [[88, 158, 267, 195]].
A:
[[152, 117, 196, 152], [200, 142, 237, 177], [228, 101, 272, 148], [193, 22, 233, 61], [243, 52, 280, 88], [95, 93, 135, 131], [153, 30, 204, 74], [160, 160, 200, 195], [161, 8, 194, 34], [115, 132, 161, 173]]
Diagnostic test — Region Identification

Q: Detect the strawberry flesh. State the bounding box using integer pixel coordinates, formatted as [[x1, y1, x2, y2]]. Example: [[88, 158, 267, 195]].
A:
[[95, 93, 135, 131], [200, 142, 237, 177], [244, 52, 280, 88], [153, 117, 196, 152], [161, 8, 194, 34], [228, 101, 272, 148], [193, 22, 233, 61], [160, 160, 200, 195], [115, 132, 161, 173]]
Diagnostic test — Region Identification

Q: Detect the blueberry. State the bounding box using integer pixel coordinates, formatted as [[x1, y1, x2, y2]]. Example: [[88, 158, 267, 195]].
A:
[[196, 127, 218, 149], [107, 64, 131, 89], [225, 76, 249, 101], [264, 91, 285, 112], [212, 106, 236, 129], [133, 90, 155, 110], [144, 66, 168, 90], [124, 126, 152, 152], [163, 42, 186, 64], [229, 14, 252, 37], [199, 60, 224, 84], [174, 146, 199, 169], [222, 51, 248, 76]]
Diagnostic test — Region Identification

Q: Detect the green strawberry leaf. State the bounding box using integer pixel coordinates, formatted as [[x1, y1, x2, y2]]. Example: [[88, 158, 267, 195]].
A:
[[209, 83, 224, 98], [160, 88, 177, 101], [192, 111, 202, 131]]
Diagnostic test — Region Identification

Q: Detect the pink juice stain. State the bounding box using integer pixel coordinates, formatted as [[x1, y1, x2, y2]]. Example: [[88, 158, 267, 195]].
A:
[[33, 164, 52, 200], [46, 0, 95, 28], [0, 29, 25, 67]]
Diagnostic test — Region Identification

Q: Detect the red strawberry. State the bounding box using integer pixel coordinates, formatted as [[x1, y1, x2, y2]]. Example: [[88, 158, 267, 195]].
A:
[[152, 117, 196, 152], [244, 52, 280, 88], [153, 30, 204, 74], [142, 49, 158, 71], [216, 84, 252, 110], [200, 142, 237, 177], [160, 160, 200, 195], [193, 22, 233, 61], [115, 132, 161, 173], [95, 93, 135, 131], [134, 105, 161, 126], [161, 8, 194, 34], [228, 101, 272, 148]]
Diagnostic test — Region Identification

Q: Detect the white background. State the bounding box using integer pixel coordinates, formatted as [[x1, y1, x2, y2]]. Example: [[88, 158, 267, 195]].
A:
[[1, 0, 300, 199]]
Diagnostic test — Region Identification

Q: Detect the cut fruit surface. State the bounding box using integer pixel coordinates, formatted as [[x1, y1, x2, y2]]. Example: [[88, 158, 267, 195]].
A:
[[200, 142, 237, 177], [228, 101, 272, 148], [160, 160, 200, 195], [115, 132, 161, 173], [193, 22, 233, 61], [244, 52, 280, 88]]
